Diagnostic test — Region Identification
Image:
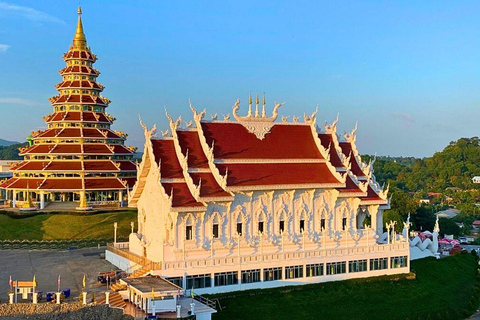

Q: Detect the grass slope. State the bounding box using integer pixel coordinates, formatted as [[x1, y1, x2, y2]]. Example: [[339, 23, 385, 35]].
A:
[[210, 254, 480, 320], [0, 210, 137, 240]]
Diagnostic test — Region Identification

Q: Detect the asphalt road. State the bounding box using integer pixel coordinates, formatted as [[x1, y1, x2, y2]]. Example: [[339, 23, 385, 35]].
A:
[[0, 247, 119, 303]]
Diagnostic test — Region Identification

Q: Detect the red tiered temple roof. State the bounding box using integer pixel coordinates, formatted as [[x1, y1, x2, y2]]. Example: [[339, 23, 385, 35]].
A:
[[201, 123, 324, 160]]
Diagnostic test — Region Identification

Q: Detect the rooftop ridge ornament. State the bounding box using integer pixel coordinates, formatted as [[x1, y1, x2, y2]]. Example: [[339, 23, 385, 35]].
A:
[[232, 97, 283, 140]]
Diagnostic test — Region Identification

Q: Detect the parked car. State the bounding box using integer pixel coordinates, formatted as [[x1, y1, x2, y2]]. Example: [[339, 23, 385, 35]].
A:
[[459, 237, 468, 244]]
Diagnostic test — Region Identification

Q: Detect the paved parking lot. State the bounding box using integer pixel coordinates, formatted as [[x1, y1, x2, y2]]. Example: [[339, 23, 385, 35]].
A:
[[0, 248, 119, 303]]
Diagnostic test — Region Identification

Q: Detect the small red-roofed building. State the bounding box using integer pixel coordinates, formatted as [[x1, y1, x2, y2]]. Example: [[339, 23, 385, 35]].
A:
[[106, 96, 409, 294], [0, 8, 136, 210]]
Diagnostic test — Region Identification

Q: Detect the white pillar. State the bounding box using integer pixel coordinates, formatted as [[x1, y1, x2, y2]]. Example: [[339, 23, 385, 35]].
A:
[[8, 292, 14, 304], [176, 305, 181, 318], [114, 222, 118, 245], [119, 189, 123, 207], [190, 302, 195, 315], [105, 291, 110, 306], [56, 292, 61, 304], [32, 292, 38, 304], [12, 190, 16, 208], [40, 192, 45, 210], [82, 292, 87, 305]]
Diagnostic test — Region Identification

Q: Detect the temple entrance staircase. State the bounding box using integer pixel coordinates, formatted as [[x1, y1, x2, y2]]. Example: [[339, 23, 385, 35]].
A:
[[110, 265, 151, 292], [43, 201, 77, 211], [96, 291, 126, 308]]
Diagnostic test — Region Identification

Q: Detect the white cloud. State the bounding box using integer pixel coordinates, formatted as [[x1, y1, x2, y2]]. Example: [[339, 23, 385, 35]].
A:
[[0, 2, 65, 24], [0, 97, 35, 106], [0, 44, 9, 53]]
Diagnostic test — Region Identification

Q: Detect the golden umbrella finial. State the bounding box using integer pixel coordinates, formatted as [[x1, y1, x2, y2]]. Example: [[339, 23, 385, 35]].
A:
[[248, 93, 252, 106], [77, 5, 82, 15], [262, 93, 266, 106]]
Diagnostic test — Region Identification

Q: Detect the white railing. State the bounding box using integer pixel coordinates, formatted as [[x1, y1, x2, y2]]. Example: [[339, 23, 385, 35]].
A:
[[114, 242, 129, 249], [161, 242, 409, 271]]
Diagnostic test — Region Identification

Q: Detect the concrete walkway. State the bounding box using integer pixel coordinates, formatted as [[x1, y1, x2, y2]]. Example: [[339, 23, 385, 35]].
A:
[[0, 248, 118, 303]]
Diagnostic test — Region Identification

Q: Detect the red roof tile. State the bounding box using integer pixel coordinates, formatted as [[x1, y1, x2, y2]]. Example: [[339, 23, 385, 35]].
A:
[[151, 139, 183, 179], [50, 144, 82, 154], [176, 131, 209, 168], [83, 144, 112, 154], [85, 178, 125, 190], [84, 161, 118, 171], [338, 175, 362, 194], [201, 122, 324, 160], [189, 172, 230, 198], [339, 142, 366, 177], [39, 179, 82, 190], [216, 163, 341, 187], [318, 133, 344, 168], [162, 182, 204, 208], [8, 179, 44, 189], [45, 161, 83, 171], [118, 161, 136, 171]]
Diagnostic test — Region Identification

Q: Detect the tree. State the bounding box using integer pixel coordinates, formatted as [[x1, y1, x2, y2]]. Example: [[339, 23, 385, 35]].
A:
[[438, 217, 460, 237]]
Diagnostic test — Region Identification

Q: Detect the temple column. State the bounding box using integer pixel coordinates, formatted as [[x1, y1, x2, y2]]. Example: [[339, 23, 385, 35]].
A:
[[39, 192, 45, 210], [369, 205, 380, 236], [12, 190, 16, 208], [119, 189, 124, 207]]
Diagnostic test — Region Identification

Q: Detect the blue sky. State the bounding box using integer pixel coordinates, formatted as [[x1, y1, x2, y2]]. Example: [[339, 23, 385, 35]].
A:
[[1, 1, 480, 157]]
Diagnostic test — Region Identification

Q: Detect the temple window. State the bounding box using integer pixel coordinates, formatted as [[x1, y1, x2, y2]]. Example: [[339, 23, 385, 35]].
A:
[[320, 218, 326, 231], [236, 223, 242, 236], [258, 221, 264, 234], [279, 220, 285, 233], [299, 219, 305, 233], [212, 224, 219, 239], [185, 225, 193, 240], [342, 217, 347, 230]]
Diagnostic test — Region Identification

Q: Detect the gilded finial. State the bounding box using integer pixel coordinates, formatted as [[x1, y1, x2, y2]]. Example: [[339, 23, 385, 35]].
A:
[[247, 93, 252, 117], [248, 93, 252, 106], [262, 93, 266, 106], [255, 93, 259, 117], [73, 5, 87, 49]]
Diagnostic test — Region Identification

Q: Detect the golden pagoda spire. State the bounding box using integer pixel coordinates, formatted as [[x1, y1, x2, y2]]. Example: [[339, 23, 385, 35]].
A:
[[73, 5, 87, 49], [255, 93, 259, 117]]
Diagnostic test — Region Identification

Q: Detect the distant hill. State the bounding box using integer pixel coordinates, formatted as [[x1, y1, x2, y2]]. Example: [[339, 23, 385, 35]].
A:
[[0, 139, 19, 146], [0, 142, 27, 160], [364, 137, 480, 192]]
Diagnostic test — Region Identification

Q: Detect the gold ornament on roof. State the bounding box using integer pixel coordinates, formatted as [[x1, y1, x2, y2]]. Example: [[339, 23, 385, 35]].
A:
[[232, 96, 283, 140]]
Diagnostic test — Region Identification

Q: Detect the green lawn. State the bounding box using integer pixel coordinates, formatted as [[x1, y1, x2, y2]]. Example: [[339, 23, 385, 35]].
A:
[[210, 254, 480, 320], [0, 210, 137, 240]]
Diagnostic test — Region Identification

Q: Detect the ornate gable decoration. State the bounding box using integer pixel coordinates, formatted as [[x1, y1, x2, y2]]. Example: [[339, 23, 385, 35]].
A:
[[232, 95, 283, 140]]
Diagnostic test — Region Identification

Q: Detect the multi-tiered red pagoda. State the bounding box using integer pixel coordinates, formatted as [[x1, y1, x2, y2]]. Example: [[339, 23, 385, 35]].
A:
[[0, 7, 136, 210]]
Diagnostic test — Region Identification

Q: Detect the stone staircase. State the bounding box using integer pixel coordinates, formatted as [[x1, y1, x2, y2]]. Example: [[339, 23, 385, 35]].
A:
[[43, 201, 78, 211], [110, 265, 151, 292], [96, 291, 126, 309]]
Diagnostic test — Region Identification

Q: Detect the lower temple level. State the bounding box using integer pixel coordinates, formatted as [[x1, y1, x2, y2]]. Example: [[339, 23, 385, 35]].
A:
[[106, 241, 410, 294], [2, 189, 127, 209]]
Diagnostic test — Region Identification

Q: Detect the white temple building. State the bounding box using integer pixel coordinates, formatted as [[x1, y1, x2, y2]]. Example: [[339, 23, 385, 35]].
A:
[[106, 97, 410, 294]]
